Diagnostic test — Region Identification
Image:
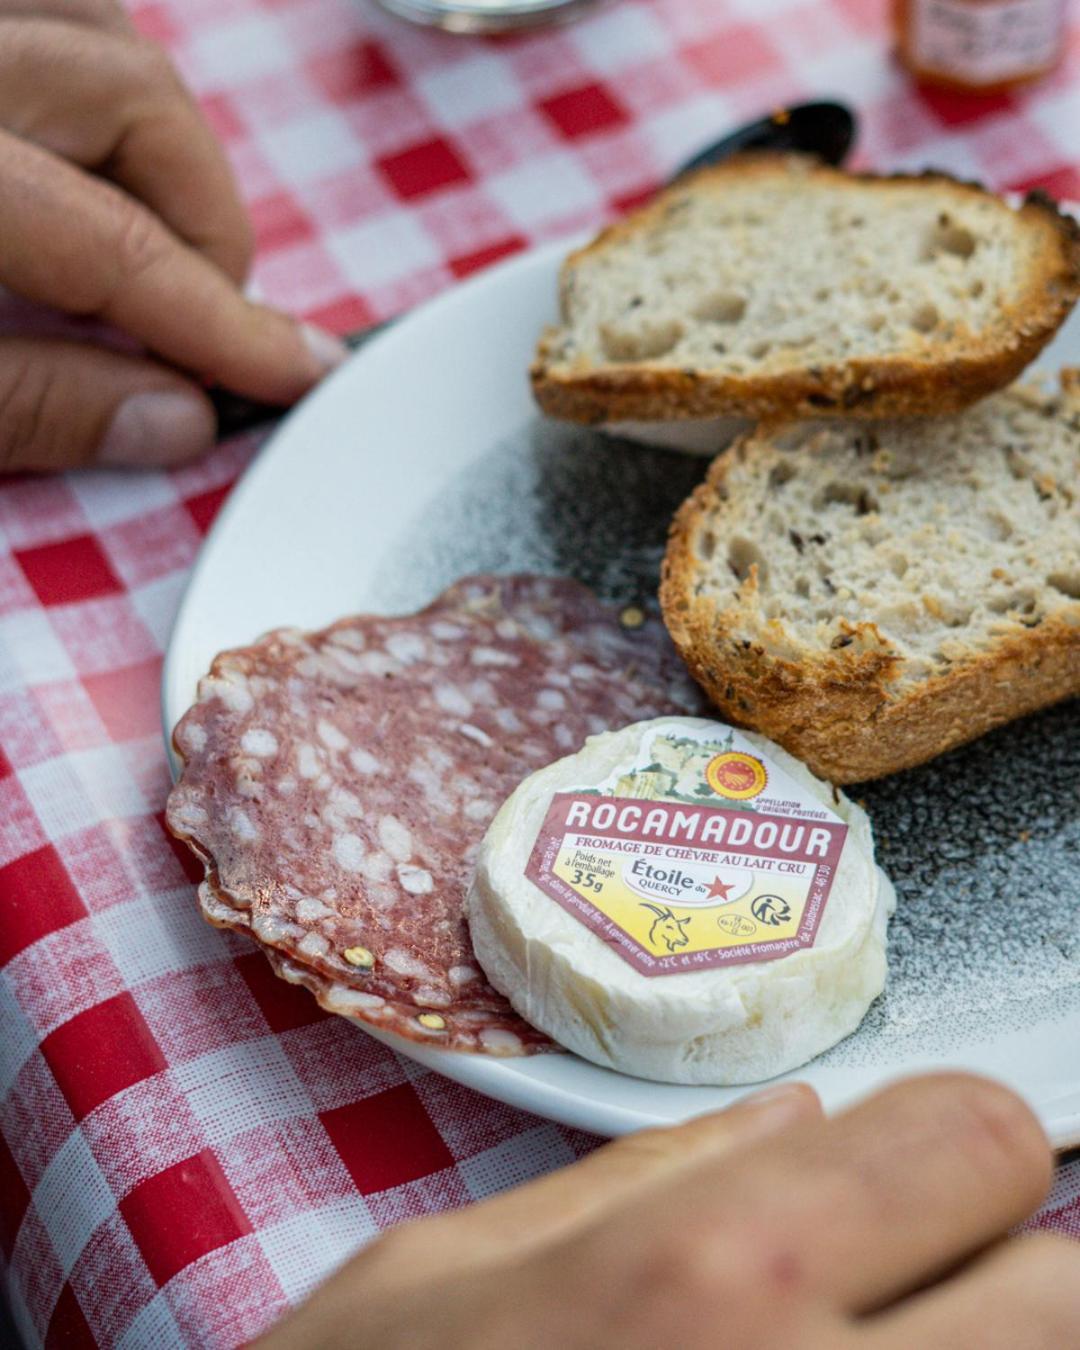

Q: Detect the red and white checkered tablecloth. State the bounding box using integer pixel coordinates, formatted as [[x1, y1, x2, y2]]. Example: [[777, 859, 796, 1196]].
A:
[[1, 0, 1079, 1344]]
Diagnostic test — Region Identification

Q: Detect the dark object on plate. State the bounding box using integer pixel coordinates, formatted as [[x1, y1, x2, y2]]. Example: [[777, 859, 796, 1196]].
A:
[[209, 101, 857, 441], [673, 102, 854, 178]]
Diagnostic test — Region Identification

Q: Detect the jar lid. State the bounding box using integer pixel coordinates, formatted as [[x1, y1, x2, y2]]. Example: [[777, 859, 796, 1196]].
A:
[[371, 0, 604, 32]]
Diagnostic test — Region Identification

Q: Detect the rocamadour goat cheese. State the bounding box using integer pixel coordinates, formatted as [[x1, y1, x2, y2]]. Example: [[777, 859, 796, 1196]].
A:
[[466, 716, 894, 1085]]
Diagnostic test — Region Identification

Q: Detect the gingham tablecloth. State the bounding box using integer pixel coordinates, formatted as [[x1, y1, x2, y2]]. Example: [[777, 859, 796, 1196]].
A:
[[2, 1, 1079, 1344]]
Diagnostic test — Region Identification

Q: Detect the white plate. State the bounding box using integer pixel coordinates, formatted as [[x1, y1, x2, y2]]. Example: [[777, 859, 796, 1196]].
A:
[[164, 228, 1080, 1146]]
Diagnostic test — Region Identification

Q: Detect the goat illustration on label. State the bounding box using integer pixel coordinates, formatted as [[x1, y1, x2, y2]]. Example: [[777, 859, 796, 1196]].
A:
[[640, 903, 692, 953]]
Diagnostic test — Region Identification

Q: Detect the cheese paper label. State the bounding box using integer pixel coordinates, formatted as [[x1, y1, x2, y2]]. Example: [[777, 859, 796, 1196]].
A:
[[525, 725, 848, 976]]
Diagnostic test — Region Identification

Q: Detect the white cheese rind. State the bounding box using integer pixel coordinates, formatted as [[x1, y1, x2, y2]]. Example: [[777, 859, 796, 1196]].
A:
[[603, 417, 749, 455], [466, 717, 893, 1085]]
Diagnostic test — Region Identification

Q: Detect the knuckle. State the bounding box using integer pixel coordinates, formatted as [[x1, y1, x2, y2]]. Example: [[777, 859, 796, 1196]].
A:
[[207, 209, 256, 287], [631, 1239, 718, 1304], [127, 35, 182, 90], [0, 353, 64, 470], [230, 213, 256, 279], [607, 1126, 684, 1170], [110, 198, 173, 290], [79, 0, 133, 32], [620, 1222, 808, 1348], [630, 1221, 761, 1304]]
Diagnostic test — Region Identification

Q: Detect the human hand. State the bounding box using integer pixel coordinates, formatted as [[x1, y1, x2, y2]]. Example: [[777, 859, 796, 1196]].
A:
[[0, 0, 346, 472], [259, 1074, 1080, 1349]]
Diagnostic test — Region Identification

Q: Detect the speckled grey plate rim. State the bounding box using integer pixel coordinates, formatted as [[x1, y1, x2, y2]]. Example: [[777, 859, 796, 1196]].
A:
[[163, 220, 1080, 1146]]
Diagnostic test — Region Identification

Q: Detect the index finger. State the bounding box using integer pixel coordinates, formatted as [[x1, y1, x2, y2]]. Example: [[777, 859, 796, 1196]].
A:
[[0, 0, 131, 31], [435, 1083, 822, 1266], [666, 1072, 1052, 1316], [0, 129, 343, 403], [258, 1082, 822, 1350], [0, 21, 252, 281]]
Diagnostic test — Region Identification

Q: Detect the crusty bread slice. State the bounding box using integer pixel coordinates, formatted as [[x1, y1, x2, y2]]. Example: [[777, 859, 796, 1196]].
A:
[[659, 373, 1080, 783], [533, 156, 1080, 425]]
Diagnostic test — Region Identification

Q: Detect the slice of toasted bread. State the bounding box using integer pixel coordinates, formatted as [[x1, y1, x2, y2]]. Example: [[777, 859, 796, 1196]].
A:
[[659, 373, 1080, 783], [533, 156, 1080, 425]]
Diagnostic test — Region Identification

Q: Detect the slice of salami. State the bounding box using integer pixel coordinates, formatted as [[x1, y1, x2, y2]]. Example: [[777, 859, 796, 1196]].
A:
[[167, 575, 702, 1053], [197, 878, 544, 1054]]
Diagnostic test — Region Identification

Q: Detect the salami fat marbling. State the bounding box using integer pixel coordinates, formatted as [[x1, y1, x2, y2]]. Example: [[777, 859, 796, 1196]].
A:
[[167, 576, 701, 1053]]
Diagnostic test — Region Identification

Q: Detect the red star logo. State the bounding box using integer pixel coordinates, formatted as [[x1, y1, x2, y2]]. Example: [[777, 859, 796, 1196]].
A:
[[707, 876, 734, 900]]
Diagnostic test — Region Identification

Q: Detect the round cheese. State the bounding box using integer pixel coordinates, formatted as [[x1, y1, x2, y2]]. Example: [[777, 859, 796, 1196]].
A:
[[466, 716, 894, 1085]]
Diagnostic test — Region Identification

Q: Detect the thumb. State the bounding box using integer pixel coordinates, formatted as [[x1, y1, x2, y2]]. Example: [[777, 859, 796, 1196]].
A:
[[0, 337, 216, 472]]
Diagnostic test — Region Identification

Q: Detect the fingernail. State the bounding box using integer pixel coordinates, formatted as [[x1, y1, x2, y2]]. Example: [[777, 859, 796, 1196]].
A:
[[300, 323, 349, 376], [99, 391, 216, 468]]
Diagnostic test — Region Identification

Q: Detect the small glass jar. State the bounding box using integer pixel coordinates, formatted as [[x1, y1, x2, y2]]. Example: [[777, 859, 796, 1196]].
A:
[[894, 0, 1069, 92], [372, 0, 603, 32]]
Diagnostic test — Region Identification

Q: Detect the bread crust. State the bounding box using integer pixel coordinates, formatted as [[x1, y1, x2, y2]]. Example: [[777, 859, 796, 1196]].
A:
[[659, 425, 1080, 784], [533, 158, 1080, 425]]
